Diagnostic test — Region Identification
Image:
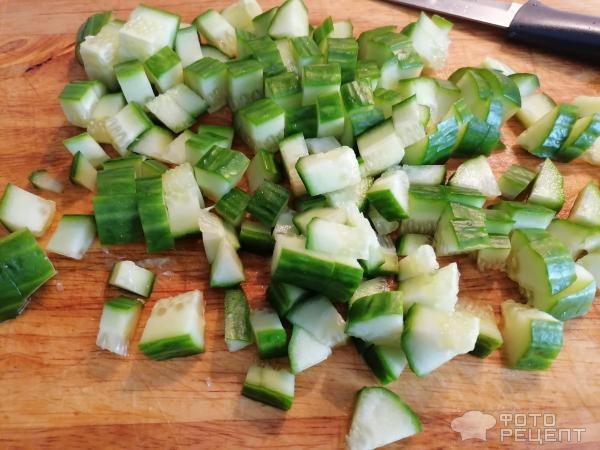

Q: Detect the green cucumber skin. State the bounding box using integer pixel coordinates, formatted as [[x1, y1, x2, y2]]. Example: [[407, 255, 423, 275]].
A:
[[511, 319, 563, 370], [138, 334, 204, 361], [545, 281, 596, 321], [471, 333, 503, 358], [354, 338, 400, 385], [224, 289, 253, 349], [239, 221, 276, 255], [241, 383, 293, 411], [247, 180, 290, 227], [255, 329, 288, 359], [93, 194, 144, 245]]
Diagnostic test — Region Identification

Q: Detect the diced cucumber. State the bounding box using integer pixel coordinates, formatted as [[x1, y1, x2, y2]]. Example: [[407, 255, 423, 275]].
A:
[[516, 92, 556, 128], [138, 290, 205, 360], [224, 289, 254, 352], [29, 169, 64, 194], [249, 307, 288, 358], [400, 263, 459, 312], [241, 364, 294, 410], [288, 326, 332, 374], [266, 281, 308, 317], [119, 4, 180, 61], [194, 147, 250, 201], [114, 59, 155, 105], [63, 132, 110, 167], [354, 338, 407, 384], [109, 260, 155, 298], [129, 126, 174, 162], [346, 387, 421, 450], [247, 180, 290, 227], [162, 162, 204, 237], [184, 57, 228, 112], [531, 263, 596, 321], [569, 181, 600, 227], [509, 72, 541, 96], [195, 9, 237, 58], [501, 299, 563, 370], [58, 80, 106, 128], [175, 25, 203, 67], [286, 295, 347, 347], [346, 292, 403, 346], [456, 298, 503, 358], [247, 149, 282, 192], [366, 169, 410, 221], [401, 165, 446, 186], [306, 217, 369, 260], [554, 113, 600, 162], [302, 63, 341, 106], [268, 0, 309, 39], [226, 58, 264, 111], [491, 200, 555, 230], [517, 104, 578, 158], [279, 133, 309, 196], [47, 214, 96, 260], [96, 296, 143, 356], [507, 228, 576, 307], [70, 152, 97, 191], [316, 91, 345, 138], [448, 155, 500, 199], [161, 129, 193, 165], [144, 46, 183, 93], [477, 234, 511, 272], [75, 10, 113, 64], [402, 12, 451, 70], [222, 0, 262, 31], [368, 205, 399, 235], [0, 183, 56, 237], [105, 103, 153, 156], [146, 94, 194, 133], [402, 304, 480, 376], [396, 233, 432, 256], [398, 244, 438, 281], [198, 209, 239, 264], [434, 202, 490, 257], [214, 188, 250, 227], [265, 71, 302, 109], [87, 93, 127, 145], [577, 251, 600, 288], [210, 239, 245, 288], [136, 176, 174, 253], [326, 176, 372, 211], [79, 21, 122, 90], [0, 229, 56, 321], [296, 146, 361, 196], [498, 163, 537, 200], [236, 98, 285, 153], [546, 218, 600, 259], [356, 119, 404, 176], [185, 131, 229, 165], [527, 158, 564, 211]]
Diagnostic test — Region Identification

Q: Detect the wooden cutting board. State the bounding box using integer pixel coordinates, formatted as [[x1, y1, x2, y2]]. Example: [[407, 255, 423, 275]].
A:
[[1, 0, 599, 448]]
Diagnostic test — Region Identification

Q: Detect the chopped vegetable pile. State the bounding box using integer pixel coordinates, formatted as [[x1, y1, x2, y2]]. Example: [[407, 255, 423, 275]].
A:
[[1, 0, 600, 448]]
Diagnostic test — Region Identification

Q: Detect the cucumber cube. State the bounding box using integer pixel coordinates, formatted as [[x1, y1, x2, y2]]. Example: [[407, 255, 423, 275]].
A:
[[316, 91, 345, 137], [346, 291, 404, 346], [249, 308, 288, 358], [108, 260, 155, 298], [64, 132, 109, 169], [224, 289, 254, 352], [47, 214, 96, 260], [226, 58, 264, 111], [247, 180, 290, 227], [96, 296, 143, 356], [242, 364, 295, 410], [114, 59, 155, 105], [194, 147, 250, 201], [144, 46, 183, 92], [235, 98, 285, 152], [175, 25, 203, 68], [139, 290, 206, 360], [247, 149, 282, 192], [347, 387, 421, 449], [194, 9, 237, 58], [289, 326, 332, 374], [59, 80, 106, 128], [296, 146, 361, 196], [366, 169, 410, 221], [105, 103, 153, 155], [79, 20, 122, 90], [302, 63, 341, 106], [0, 229, 56, 321], [162, 162, 204, 238], [265, 72, 302, 110], [501, 299, 563, 370], [119, 4, 180, 61], [0, 184, 56, 237], [286, 295, 347, 348], [184, 57, 228, 112]]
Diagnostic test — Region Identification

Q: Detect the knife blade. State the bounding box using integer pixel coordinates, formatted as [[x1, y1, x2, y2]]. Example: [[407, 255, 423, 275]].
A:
[[382, 0, 600, 61]]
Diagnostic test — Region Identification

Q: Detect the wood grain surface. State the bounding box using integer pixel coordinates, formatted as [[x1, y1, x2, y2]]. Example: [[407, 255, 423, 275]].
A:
[[1, 0, 599, 448]]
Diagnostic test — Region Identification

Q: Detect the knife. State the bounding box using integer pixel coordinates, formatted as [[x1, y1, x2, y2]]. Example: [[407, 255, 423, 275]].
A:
[[382, 0, 600, 61]]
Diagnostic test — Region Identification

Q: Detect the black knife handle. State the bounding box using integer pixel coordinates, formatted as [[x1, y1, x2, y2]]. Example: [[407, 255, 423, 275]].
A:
[[508, 1, 600, 61]]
